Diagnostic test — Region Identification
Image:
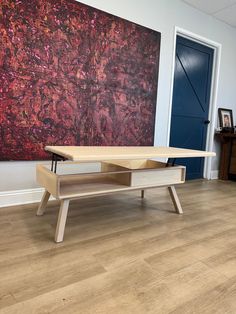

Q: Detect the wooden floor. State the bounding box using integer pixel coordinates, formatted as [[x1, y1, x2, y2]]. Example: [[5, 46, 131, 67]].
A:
[[1, 180, 236, 313]]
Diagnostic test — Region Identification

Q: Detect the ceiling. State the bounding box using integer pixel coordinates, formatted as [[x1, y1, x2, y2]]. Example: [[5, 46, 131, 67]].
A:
[[182, 0, 236, 28]]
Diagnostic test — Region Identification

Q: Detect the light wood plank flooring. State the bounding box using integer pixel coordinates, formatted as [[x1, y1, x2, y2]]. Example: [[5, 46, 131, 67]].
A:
[[1, 180, 236, 313]]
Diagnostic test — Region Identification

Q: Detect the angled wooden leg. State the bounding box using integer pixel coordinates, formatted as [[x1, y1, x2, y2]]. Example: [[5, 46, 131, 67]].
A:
[[141, 189, 145, 199], [36, 190, 50, 216], [55, 199, 70, 243], [168, 186, 183, 214]]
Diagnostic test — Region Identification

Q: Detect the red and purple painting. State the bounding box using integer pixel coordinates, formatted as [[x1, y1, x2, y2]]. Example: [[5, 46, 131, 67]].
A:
[[0, 0, 161, 160]]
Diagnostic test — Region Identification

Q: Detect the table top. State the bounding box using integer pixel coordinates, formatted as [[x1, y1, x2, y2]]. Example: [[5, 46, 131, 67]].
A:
[[45, 146, 215, 161]]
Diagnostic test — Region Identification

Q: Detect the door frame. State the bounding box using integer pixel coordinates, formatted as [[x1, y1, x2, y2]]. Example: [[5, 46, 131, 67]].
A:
[[167, 27, 222, 179]]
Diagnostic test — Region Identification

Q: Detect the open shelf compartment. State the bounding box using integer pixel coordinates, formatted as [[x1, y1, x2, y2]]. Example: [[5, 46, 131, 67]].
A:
[[36, 159, 185, 200], [36, 162, 132, 199]]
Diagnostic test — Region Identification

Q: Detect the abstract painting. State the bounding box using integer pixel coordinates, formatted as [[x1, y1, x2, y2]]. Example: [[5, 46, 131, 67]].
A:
[[0, 0, 161, 160]]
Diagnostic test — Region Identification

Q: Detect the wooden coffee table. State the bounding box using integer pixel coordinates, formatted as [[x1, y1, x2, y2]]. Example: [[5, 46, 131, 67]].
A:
[[36, 146, 215, 242]]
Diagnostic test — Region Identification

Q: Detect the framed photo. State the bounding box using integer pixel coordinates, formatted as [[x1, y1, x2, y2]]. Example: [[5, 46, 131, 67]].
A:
[[218, 108, 233, 128]]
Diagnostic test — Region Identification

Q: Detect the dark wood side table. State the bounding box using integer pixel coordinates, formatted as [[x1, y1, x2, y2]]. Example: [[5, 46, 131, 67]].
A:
[[216, 132, 236, 180]]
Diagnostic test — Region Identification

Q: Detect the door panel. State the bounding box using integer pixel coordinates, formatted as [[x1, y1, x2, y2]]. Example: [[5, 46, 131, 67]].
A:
[[177, 45, 210, 107], [172, 55, 205, 118], [170, 36, 214, 180], [170, 115, 205, 180]]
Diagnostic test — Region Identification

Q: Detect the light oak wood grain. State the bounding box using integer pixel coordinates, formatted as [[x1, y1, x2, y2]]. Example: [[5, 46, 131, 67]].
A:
[[36, 161, 185, 200], [168, 186, 183, 214], [36, 190, 50, 216], [171, 276, 236, 314], [37, 159, 186, 242], [1, 180, 236, 313], [55, 199, 70, 243], [45, 145, 215, 161]]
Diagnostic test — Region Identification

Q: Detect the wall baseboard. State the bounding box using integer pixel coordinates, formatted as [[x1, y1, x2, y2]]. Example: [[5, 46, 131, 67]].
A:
[[0, 188, 47, 208], [210, 170, 219, 180]]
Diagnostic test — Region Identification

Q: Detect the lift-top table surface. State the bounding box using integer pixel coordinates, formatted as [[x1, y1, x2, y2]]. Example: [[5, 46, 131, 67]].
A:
[[45, 145, 214, 161]]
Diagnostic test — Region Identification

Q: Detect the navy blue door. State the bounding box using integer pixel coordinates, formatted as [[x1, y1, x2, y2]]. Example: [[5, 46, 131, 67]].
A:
[[170, 36, 214, 179]]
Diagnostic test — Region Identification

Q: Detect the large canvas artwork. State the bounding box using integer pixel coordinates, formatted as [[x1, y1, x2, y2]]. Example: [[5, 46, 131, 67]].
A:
[[0, 0, 161, 160]]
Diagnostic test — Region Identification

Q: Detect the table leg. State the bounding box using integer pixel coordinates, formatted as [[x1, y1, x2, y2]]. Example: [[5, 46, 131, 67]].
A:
[[141, 190, 145, 198], [55, 199, 70, 243], [36, 190, 50, 216], [168, 186, 183, 214]]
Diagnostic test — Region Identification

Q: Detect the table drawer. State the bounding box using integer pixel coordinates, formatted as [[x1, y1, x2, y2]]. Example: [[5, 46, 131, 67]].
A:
[[103, 159, 185, 187], [130, 167, 185, 187]]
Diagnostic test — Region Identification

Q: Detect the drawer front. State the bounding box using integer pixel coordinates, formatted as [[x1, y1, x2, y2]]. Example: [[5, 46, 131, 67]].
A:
[[130, 167, 185, 187]]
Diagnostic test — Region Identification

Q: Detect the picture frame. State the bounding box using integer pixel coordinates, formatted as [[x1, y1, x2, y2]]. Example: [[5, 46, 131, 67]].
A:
[[218, 108, 234, 129]]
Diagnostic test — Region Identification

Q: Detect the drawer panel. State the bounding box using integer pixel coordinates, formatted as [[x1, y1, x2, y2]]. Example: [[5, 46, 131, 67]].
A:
[[103, 159, 185, 187], [130, 167, 185, 187]]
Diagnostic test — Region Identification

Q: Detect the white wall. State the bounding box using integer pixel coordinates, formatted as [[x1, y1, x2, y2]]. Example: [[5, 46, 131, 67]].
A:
[[1, 0, 236, 204]]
